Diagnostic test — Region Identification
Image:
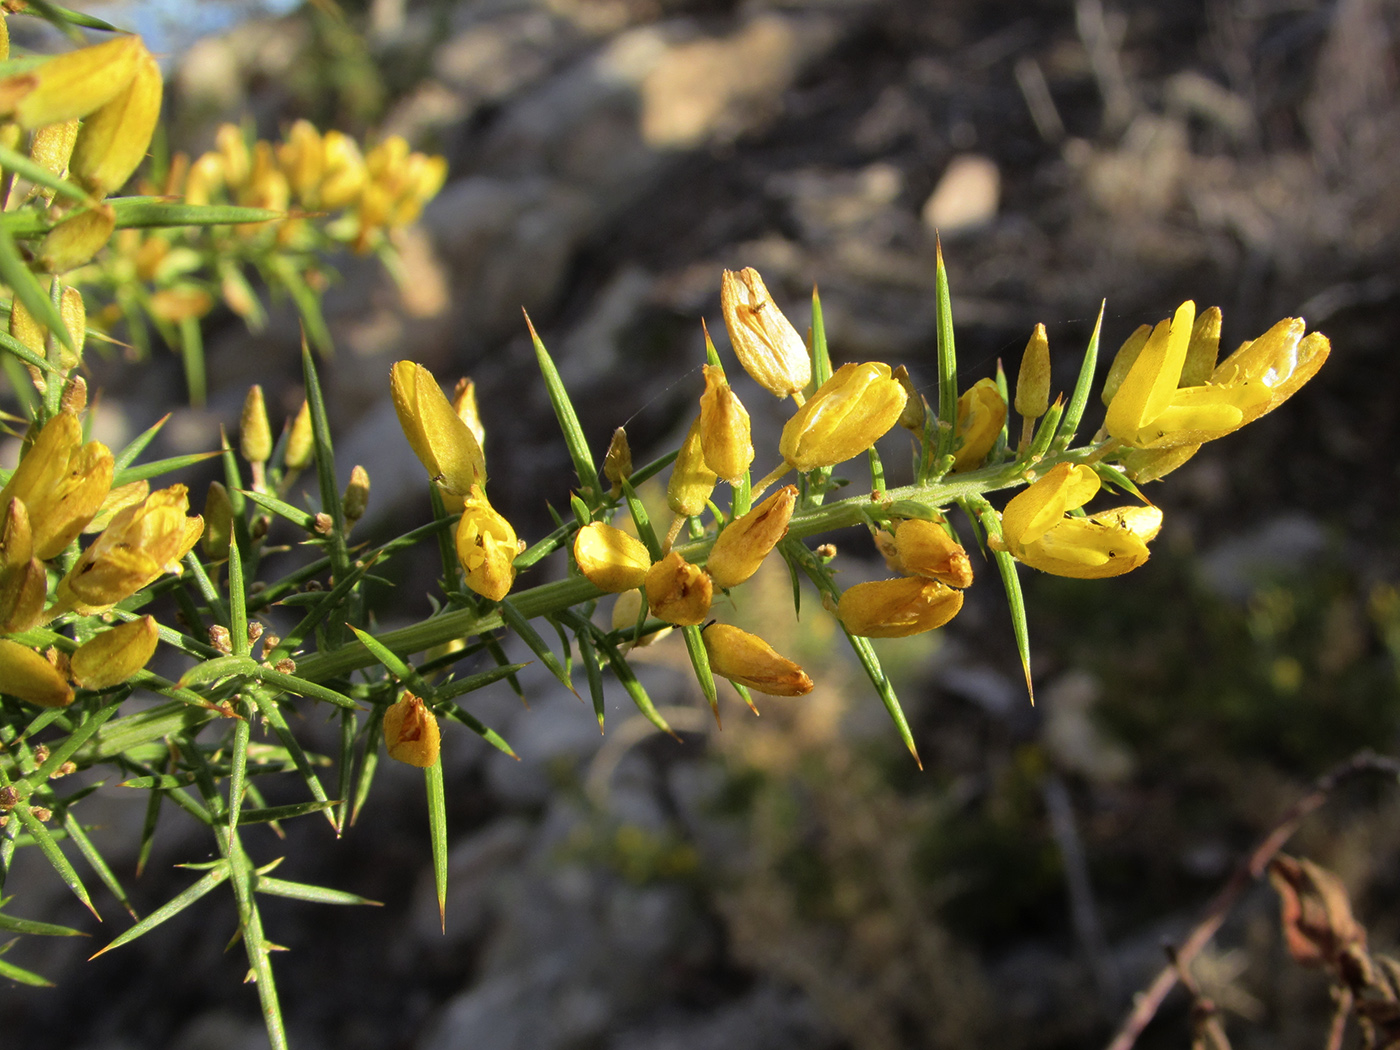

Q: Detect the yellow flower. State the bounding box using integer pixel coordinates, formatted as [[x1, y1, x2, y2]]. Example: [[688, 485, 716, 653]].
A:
[[705, 485, 796, 590], [885, 517, 973, 588], [0, 639, 72, 708], [999, 462, 1162, 579], [836, 576, 964, 638], [383, 692, 440, 768], [574, 522, 651, 593], [645, 550, 713, 625], [1103, 302, 1326, 450], [702, 623, 813, 696], [0, 499, 45, 634], [70, 616, 159, 689], [779, 362, 907, 472], [720, 267, 811, 398], [698, 364, 753, 485], [55, 484, 204, 613], [951, 378, 1006, 472], [455, 488, 521, 602], [0, 411, 113, 560], [666, 416, 717, 518], [1, 35, 148, 130], [452, 377, 485, 451], [68, 41, 162, 196], [391, 360, 486, 498]]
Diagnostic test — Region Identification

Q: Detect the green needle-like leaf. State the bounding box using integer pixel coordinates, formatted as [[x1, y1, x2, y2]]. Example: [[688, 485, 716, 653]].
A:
[[0, 223, 72, 353], [108, 197, 282, 229], [682, 625, 720, 726], [1053, 300, 1105, 452], [0, 954, 54, 987], [425, 758, 448, 933], [90, 862, 230, 959], [430, 662, 528, 705], [440, 703, 517, 759], [238, 801, 340, 825], [933, 239, 958, 462], [967, 498, 1034, 704], [62, 812, 134, 919], [226, 836, 288, 1050], [249, 692, 335, 830], [241, 490, 319, 531], [255, 876, 381, 907], [302, 342, 350, 588], [499, 599, 577, 697], [113, 413, 171, 472], [620, 477, 662, 561], [525, 311, 599, 507], [13, 800, 96, 918], [574, 616, 607, 733], [0, 144, 94, 208], [110, 450, 220, 488], [0, 913, 85, 937]]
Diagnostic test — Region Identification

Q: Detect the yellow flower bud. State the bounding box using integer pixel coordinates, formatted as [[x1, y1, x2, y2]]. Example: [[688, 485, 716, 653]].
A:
[[451, 377, 485, 450], [0, 500, 45, 634], [455, 488, 520, 602], [644, 550, 713, 626], [999, 462, 1161, 579], [1014, 323, 1050, 421], [705, 484, 796, 590], [890, 518, 973, 588], [951, 378, 1006, 472], [383, 692, 440, 768], [1100, 324, 1151, 407], [39, 204, 115, 273], [698, 364, 753, 485], [574, 522, 651, 593], [720, 267, 811, 398], [70, 615, 158, 689], [1118, 443, 1202, 484], [779, 362, 907, 472], [202, 480, 233, 559], [2, 35, 146, 130], [0, 411, 114, 560], [702, 623, 813, 696], [68, 43, 162, 196], [284, 400, 314, 471], [836, 576, 964, 638], [666, 416, 717, 518], [391, 360, 486, 497], [342, 465, 370, 528], [56, 484, 203, 613], [0, 639, 72, 708], [603, 427, 631, 497], [240, 384, 273, 464]]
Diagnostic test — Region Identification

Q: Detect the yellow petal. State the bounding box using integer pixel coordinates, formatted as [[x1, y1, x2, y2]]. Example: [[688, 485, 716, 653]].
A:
[[68, 43, 162, 195], [0, 639, 72, 708], [702, 623, 812, 696], [836, 576, 963, 638], [779, 362, 907, 471], [574, 522, 651, 593], [70, 616, 159, 689]]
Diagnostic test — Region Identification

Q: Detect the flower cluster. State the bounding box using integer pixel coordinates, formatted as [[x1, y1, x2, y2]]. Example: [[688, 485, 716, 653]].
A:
[[0, 408, 203, 707], [180, 121, 447, 254], [388, 269, 1330, 716]]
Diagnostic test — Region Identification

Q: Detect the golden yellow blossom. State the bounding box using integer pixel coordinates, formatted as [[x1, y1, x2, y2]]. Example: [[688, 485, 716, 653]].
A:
[[645, 550, 713, 625], [0, 500, 45, 634], [55, 484, 203, 613], [2, 35, 147, 130], [705, 485, 796, 590], [698, 364, 754, 485], [574, 522, 651, 593], [0, 411, 113, 560], [666, 416, 717, 518], [999, 463, 1162, 579], [0, 639, 72, 708], [951, 378, 1006, 472], [383, 692, 440, 768], [70, 616, 159, 690], [720, 267, 811, 398], [779, 362, 907, 472], [69, 42, 162, 196], [455, 488, 521, 602], [702, 623, 813, 696], [884, 518, 973, 588], [836, 576, 964, 638], [391, 360, 486, 498]]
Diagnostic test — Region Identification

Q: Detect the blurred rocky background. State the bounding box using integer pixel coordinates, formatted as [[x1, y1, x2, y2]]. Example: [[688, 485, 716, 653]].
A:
[[5, 0, 1400, 1048]]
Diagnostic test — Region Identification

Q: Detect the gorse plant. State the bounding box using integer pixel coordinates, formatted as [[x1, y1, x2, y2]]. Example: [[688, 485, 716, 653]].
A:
[[0, 8, 1335, 1049]]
